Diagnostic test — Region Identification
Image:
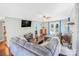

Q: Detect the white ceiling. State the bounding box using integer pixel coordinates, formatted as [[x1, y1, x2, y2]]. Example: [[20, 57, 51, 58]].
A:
[[0, 3, 75, 21]]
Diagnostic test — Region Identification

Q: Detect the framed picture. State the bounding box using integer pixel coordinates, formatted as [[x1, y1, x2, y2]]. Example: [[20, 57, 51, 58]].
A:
[[51, 24, 54, 28], [56, 24, 58, 28]]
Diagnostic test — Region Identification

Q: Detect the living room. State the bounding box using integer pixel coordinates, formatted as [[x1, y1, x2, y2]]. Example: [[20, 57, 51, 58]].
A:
[[0, 3, 79, 56]]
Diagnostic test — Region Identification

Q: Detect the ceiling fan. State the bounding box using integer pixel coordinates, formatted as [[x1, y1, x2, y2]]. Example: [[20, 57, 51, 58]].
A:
[[43, 16, 52, 20], [33, 15, 52, 22]]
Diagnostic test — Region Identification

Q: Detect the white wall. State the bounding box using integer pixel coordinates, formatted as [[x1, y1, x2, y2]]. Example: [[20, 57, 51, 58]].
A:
[[4, 18, 43, 46], [68, 4, 78, 53], [4, 19, 35, 46], [75, 4, 79, 55]]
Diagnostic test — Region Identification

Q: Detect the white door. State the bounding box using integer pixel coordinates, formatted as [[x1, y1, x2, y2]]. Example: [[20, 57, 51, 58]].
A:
[[0, 21, 4, 41]]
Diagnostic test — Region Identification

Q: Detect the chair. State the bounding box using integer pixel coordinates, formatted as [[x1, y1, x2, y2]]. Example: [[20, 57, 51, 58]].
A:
[[46, 37, 61, 56]]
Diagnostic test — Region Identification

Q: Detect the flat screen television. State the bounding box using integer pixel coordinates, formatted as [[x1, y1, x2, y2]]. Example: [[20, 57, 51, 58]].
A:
[[21, 20, 31, 27]]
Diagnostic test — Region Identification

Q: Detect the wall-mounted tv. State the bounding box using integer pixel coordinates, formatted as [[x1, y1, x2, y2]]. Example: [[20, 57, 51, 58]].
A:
[[21, 20, 31, 27]]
